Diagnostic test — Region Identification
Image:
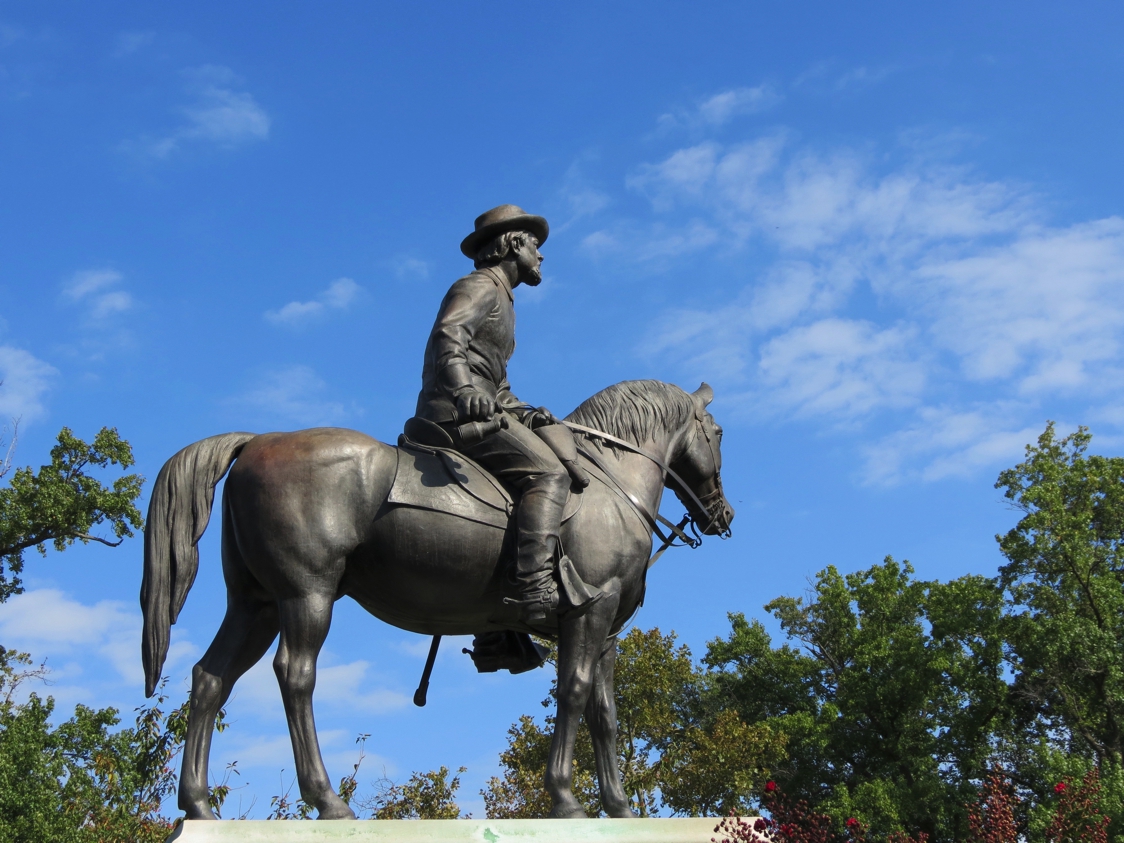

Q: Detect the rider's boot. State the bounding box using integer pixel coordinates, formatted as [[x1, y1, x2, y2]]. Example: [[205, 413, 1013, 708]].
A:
[[503, 474, 601, 624]]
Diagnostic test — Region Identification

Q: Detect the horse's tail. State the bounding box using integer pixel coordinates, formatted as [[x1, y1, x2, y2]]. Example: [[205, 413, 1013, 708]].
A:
[[141, 432, 257, 697]]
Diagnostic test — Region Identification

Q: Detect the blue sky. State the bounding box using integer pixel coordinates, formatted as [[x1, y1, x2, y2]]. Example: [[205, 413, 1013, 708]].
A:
[[2, 1, 1124, 819]]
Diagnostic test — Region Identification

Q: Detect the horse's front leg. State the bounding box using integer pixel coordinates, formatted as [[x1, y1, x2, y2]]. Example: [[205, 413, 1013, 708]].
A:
[[584, 634, 638, 817], [546, 589, 621, 818], [274, 591, 356, 820]]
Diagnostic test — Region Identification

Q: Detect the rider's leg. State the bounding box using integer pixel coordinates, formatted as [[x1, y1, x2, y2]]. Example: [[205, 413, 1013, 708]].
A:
[[461, 422, 573, 622]]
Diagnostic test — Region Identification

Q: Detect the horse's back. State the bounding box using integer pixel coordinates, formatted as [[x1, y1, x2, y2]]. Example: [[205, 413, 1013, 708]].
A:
[[225, 428, 396, 589]]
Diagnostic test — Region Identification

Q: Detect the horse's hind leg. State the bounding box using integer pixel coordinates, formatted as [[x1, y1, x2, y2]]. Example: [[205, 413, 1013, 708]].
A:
[[584, 634, 638, 818], [274, 589, 355, 820], [546, 588, 621, 818], [179, 598, 279, 819]]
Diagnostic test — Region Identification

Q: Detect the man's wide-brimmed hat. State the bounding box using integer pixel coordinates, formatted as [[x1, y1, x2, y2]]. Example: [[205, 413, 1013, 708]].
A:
[[460, 204, 549, 259]]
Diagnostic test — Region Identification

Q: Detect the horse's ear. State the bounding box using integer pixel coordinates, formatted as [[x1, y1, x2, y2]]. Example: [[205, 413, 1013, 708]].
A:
[[694, 383, 714, 406]]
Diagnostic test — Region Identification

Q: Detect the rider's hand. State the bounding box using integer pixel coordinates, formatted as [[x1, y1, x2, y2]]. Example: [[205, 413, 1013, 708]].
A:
[[528, 406, 558, 429], [456, 389, 496, 422]]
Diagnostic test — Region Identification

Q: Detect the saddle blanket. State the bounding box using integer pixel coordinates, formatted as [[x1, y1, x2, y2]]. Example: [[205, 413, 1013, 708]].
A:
[[388, 443, 583, 530]]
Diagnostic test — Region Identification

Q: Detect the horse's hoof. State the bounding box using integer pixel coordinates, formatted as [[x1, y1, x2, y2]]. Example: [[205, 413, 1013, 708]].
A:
[[605, 803, 639, 818], [181, 802, 217, 821], [317, 802, 357, 820], [549, 801, 588, 819]]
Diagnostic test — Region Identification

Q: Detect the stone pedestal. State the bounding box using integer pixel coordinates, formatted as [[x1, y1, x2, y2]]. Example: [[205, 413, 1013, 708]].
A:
[[168, 817, 740, 842]]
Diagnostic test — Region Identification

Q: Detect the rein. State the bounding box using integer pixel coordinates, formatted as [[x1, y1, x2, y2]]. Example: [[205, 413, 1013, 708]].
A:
[[561, 419, 710, 567]]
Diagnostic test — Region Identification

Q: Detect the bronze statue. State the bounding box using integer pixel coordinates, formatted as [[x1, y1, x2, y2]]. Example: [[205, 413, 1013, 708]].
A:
[[140, 206, 735, 821]]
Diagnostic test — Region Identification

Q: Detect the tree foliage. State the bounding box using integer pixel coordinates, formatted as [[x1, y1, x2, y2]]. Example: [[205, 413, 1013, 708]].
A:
[[996, 423, 1124, 769], [0, 650, 191, 843], [362, 765, 468, 819], [0, 426, 143, 601], [698, 559, 1009, 840]]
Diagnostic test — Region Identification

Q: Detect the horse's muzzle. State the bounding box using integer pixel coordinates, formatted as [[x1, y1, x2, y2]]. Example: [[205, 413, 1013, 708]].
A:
[[702, 499, 734, 536]]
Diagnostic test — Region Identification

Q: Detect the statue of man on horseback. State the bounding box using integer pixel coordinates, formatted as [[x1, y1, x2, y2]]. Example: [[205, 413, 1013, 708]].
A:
[[140, 202, 736, 822], [408, 204, 600, 625]]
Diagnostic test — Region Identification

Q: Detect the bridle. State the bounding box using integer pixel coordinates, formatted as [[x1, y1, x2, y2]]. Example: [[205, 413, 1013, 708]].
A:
[[562, 411, 731, 567]]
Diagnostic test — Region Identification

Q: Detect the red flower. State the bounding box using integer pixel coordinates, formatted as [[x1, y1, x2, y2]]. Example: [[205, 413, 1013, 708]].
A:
[[1054, 782, 1067, 793], [846, 817, 860, 828], [764, 781, 777, 793]]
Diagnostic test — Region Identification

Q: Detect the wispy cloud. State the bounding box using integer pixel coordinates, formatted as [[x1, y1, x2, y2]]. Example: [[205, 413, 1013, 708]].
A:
[[112, 30, 154, 57], [63, 268, 134, 322], [392, 258, 429, 280], [619, 126, 1124, 483], [264, 278, 361, 327], [131, 64, 270, 159], [657, 84, 782, 133], [228, 649, 410, 719], [228, 365, 349, 427], [0, 345, 57, 423], [862, 406, 1044, 485], [0, 588, 196, 692]]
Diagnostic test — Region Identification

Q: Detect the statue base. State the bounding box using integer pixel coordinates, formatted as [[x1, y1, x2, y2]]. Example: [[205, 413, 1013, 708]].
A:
[[168, 817, 739, 842]]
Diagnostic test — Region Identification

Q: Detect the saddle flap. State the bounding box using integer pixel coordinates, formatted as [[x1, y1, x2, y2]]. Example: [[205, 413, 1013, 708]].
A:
[[388, 445, 512, 529]]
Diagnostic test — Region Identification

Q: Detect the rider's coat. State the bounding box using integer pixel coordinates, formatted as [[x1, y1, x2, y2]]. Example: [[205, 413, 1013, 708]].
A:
[[416, 267, 522, 425]]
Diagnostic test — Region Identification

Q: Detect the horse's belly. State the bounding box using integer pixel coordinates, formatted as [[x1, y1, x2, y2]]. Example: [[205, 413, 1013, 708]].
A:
[[341, 505, 509, 635]]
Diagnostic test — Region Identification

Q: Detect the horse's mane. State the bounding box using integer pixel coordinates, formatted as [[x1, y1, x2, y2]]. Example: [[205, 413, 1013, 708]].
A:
[[566, 380, 695, 447]]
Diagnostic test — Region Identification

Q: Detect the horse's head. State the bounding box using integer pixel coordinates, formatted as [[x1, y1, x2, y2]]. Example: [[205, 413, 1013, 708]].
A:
[[669, 383, 734, 537]]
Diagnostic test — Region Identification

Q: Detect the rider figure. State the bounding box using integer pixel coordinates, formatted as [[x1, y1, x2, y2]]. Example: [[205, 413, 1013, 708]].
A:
[[414, 204, 595, 625]]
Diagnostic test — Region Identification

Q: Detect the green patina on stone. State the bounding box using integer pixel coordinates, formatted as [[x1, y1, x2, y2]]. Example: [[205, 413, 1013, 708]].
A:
[[167, 816, 739, 842]]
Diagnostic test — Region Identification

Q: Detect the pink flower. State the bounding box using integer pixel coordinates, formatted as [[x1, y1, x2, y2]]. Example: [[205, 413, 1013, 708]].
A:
[[764, 781, 777, 793], [1054, 782, 1067, 793]]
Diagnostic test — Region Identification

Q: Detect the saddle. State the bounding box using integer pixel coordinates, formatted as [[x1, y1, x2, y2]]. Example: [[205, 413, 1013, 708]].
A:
[[390, 418, 583, 529]]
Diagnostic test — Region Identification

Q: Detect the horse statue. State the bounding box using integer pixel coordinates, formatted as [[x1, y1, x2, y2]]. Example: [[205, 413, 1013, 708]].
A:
[[140, 379, 734, 820]]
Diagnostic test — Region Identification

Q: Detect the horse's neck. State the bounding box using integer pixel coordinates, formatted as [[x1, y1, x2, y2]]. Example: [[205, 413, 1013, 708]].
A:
[[604, 433, 679, 517]]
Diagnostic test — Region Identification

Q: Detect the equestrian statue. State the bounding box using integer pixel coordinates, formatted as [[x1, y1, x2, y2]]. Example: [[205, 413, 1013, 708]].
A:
[[140, 204, 735, 820]]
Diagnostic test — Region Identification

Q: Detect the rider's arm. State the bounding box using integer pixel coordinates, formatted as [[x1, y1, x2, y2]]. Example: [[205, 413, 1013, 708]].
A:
[[430, 276, 493, 400], [496, 378, 524, 412]]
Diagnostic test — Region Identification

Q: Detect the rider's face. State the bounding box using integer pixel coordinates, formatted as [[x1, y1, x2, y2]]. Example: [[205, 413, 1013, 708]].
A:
[[513, 235, 544, 286]]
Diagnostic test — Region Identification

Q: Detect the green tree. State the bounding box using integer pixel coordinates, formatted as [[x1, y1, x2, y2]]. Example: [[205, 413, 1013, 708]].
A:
[[995, 422, 1124, 838], [481, 627, 784, 818], [0, 424, 188, 840], [702, 559, 1008, 841], [362, 766, 468, 819], [0, 652, 194, 843], [483, 628, 699, 817], [0, 426, 143, 601]]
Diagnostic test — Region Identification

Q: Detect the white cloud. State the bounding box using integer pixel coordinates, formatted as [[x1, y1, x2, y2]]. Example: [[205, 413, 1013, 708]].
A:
[[624, 124, 1124, 482], [228, 649, 409, 719], [0, 588, 196, 688], [136, 65, 269, 158], [863, 406, 1043, 486], [0, 345, 56, 423], [698, 85, 781, 125], [758, 319, 926, 419], [393, 258, 429, 280], [265, 278, 361, 327], [63, 268, 134, 324], [657, 85, 781, 132], [230, 365, 348, 427], [64, 268, 122, 300], [915, 218, 1124, 393]]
